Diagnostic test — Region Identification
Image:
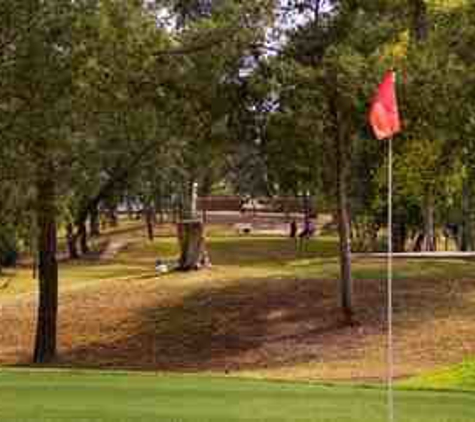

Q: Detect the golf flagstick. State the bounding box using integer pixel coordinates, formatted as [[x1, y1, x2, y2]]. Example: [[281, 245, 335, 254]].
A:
[[368, 70, 401, 422], [387, 136, 394, 422]]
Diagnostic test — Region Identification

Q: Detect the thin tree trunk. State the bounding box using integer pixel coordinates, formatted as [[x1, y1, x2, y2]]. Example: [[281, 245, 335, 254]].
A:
[[201, 196, 207, 223], [461, 176, 473, 251], [330, 78, 353, 323], [33, 168, 58, 364], [422, 190, 436, 251], [108, 207, 118, 227], [89, 205, 100, 237], [336, 138, 353, 323], [303, 192, 310, 222], [155, 191, 165, 224], [66, 223, 79, 259], [126, 197, 134, 220], [145, 204, 155, 242], [31, 225, 38, 279], [393, 212, 407, 252], [78, 221, 89, 255]]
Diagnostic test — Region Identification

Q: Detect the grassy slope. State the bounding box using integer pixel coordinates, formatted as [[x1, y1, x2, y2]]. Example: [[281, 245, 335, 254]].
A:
[[0, 370, 474, 422], [1, 226, 475, 381]]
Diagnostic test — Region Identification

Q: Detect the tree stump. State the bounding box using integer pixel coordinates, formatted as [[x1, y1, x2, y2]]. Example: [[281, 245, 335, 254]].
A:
[[177, 220, 210, 271]]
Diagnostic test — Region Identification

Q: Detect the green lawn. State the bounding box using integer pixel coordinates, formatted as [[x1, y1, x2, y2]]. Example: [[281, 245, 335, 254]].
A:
[[0, 370, 474, 422]]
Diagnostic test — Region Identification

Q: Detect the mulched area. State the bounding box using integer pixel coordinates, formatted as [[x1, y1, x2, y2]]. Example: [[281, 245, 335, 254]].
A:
[[1, 270, 474, 381]]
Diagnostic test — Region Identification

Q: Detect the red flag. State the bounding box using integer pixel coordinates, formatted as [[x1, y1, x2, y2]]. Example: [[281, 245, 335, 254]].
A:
[[369, 71, 401, 140]]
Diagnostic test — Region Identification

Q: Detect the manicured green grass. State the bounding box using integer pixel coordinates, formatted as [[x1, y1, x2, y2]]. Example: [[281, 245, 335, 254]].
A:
[[0, 370, 474, 422], [402, 359, 475, 392]]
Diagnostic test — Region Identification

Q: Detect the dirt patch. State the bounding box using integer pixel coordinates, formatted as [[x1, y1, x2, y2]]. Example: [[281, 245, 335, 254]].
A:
[[1, 271, 474, 381]]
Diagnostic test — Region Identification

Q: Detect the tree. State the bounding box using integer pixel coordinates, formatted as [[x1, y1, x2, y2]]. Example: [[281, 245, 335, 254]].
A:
[[261, 0, 390, 321], [0, 0, 76, 363], [156, 0, 275, 269]]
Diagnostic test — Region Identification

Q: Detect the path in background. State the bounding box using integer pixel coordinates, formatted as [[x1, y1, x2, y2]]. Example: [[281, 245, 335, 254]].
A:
[[203, 211, 332, 235]]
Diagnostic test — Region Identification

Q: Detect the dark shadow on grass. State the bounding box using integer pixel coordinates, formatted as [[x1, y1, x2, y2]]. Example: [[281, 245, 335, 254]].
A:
[[4, 261, 475, 372], [52, 276, 354, 371], [49, 273, 475, 375]]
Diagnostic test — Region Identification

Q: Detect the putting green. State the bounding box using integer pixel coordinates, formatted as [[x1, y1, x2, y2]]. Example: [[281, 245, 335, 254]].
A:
[[0, 370, 474, 421]]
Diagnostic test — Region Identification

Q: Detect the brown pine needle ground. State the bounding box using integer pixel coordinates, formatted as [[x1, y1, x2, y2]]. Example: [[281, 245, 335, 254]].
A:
[[1, 220, 475, 382]]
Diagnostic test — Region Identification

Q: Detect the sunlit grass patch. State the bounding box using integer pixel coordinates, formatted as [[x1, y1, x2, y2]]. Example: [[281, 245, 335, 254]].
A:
[[4, 229, 475, 300], [401, 359, 475, 391], [0, 261, 152, 298]]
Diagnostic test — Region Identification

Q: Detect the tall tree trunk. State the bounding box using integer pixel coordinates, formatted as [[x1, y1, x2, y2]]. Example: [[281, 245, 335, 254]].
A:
[[330, 77, 353, 323], [336, 136, 353, 322], [33, 168, 58, 364], [27, 0, 59, 363]]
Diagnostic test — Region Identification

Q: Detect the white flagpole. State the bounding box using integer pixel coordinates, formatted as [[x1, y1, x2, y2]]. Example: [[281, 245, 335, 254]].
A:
[[387, 136, 394, 422]]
